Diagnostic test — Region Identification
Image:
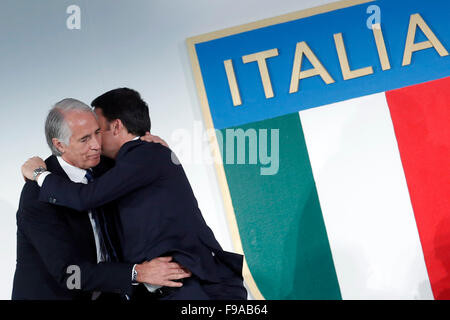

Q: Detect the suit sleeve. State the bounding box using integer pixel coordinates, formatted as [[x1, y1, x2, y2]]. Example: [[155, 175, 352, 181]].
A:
[[38, 148, 162, 212], [18, 184, 134, 295]]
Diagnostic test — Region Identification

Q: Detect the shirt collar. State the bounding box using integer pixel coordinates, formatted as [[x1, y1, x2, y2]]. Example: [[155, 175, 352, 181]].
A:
[[57, 156, 88, 183]]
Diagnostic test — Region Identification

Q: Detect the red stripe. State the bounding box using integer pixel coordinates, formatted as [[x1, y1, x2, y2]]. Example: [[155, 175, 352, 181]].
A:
[[386, 77, 450, 300]]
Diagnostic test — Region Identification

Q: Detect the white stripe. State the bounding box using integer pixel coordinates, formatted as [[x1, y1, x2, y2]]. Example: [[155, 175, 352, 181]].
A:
[[299, 93, 433, 300]]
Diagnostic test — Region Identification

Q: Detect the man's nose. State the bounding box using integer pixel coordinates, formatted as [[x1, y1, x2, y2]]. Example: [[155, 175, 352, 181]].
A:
[[91, 135, 101, 150]]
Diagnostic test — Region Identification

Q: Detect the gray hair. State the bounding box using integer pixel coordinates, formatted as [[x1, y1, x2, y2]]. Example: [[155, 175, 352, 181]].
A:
[[45, 98, 95, 156]]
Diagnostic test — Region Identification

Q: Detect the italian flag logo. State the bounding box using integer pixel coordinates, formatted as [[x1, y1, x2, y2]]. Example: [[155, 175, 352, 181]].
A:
[[188, 0, 450, 299]]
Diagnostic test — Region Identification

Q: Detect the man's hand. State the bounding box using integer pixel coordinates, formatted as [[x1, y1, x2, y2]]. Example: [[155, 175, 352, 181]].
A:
[[140, 132, 169, 147], [135, 256, 191, 287], [22, 157, 47, 181]]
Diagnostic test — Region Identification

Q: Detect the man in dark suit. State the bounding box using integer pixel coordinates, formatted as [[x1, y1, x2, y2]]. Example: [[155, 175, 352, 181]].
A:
[[22, 88, 247, 300], [13, 98, 191, 300]]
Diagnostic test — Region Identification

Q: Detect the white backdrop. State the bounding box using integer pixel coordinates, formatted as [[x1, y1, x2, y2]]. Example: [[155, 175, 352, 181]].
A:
[[0, 0, 334, 299]]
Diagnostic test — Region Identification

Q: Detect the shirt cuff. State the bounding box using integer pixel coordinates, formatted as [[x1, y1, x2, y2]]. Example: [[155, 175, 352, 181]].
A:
[[144, 283, 162, 293], [131, 264, 162, 292], [37, 171, 51, 187]]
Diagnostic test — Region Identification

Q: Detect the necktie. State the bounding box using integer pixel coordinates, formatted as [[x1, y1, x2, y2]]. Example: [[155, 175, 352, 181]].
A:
[[84, 170, 118, 262]]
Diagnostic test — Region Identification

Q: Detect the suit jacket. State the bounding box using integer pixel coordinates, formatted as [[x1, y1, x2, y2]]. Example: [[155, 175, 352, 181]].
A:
[[38, 140, 247, 299], [12, 155, 134, 300]]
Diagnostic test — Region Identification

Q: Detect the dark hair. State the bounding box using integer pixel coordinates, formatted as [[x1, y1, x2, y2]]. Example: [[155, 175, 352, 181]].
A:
[[91, 88, 151, 136]]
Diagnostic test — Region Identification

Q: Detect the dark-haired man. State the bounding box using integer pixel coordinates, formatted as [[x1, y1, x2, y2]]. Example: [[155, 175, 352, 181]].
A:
[[22, 88, 247, 300]]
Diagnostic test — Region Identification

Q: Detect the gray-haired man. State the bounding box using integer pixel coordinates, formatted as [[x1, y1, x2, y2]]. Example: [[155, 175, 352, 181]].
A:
[[12, 98, 190, 300]]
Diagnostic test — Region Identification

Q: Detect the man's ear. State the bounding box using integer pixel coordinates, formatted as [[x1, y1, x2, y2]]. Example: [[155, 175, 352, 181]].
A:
[[52, 138, 66, 154], [111, 119, 124, 136]]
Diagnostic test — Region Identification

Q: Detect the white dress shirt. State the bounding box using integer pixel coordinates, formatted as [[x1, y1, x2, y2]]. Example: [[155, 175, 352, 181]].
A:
[[56, 157, 105, 263]]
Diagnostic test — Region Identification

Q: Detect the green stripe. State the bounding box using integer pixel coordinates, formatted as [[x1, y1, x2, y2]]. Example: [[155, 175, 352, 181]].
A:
[[220, 112, 341, 299]]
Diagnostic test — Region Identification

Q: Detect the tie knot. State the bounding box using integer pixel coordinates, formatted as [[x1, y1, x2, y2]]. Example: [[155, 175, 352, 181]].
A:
[[85, 170, 94, 183]]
